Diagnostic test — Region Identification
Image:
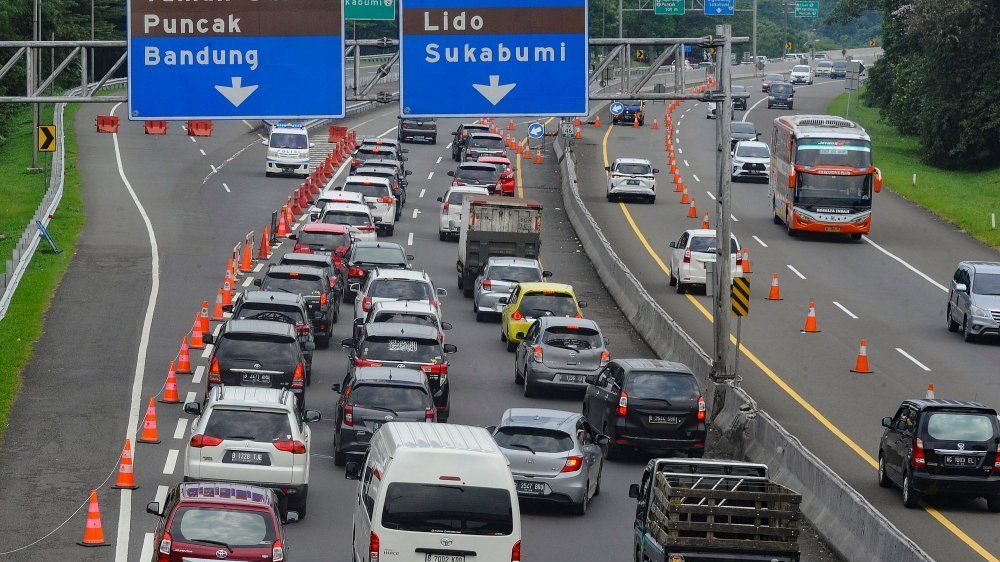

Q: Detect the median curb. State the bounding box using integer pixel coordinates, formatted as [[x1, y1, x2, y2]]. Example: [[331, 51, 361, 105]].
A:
[[552, 136, 934, 562]]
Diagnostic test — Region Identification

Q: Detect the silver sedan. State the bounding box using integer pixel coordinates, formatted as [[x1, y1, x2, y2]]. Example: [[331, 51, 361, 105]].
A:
[[473, 257, 551, 322], [488, 408, 607, 515]]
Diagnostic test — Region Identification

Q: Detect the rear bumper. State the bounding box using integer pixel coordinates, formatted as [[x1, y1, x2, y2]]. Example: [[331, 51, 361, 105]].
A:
[[512, 473, 588, 504], [608, 184, 656, 197], [912, 471, 1000, 497], [614, 431, 706, 453], [525, 363, 598, 390], [400, 129, 436, 140]]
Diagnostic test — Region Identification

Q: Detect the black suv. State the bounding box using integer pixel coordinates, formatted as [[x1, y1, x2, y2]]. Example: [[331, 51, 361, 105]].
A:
[[398, 117, 437, 144], [343, 241, 412, 302], [583, 358, 705, 459], [227, 291, 315, 380], [341, 323, 457, 422], [256, 265, 337, 346], [878, 399, 1000, 510], [204, 320, 309, 410], [729, 121, 760, 151], [331, 366, 437, 465], [767, 82, 794, 110], [451, 123, 492, 161], [731, 85, 749, 111], [461, 132, 506, 162]]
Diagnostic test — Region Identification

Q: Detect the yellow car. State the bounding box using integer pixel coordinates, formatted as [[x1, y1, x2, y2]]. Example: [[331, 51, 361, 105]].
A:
[[500, 282, 587, 352]]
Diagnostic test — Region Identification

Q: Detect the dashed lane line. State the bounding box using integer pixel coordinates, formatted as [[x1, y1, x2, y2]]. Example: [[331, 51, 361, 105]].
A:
[[412, 208, 420, 219], [896, 348, 932, 371], [200, 345, 212, 359], [862, 235, 948, 293], [140, 534, 154, 562], [173, 418, 188, 440], [192, 365, 204, 384], [222, 182, 230, 193], [752, 235, 768, 248], [242, 277, 253, 288], [436, 157, 442, 164], [254, 262, 264, 272], [706, 191, 715, 200], [683, 159, 690, 167], [427, 171, 434, 180], [407, 232, 414, 246], [185, 391, 197, 404], [199, 148, 206, 157], [832, 301, 859, 319], [162, 449, 179, 475], [419, 188, 426, 198], [786, 264, 807, 280], [691, 173, 699, 182]]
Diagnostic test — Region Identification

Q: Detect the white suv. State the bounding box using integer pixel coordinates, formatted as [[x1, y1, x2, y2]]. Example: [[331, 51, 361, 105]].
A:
[[606, 157, 659, 203], [438, 185, 490, 240], [338, 175, 397, 236], [352, 268, 446, 320], [789, 65, 814, 85], [668, 229, 743, 293], [183, 386, 321, 518], [264, 123, 313, 178], [731, 140, 772, 182], [318, 201, 377, 240]]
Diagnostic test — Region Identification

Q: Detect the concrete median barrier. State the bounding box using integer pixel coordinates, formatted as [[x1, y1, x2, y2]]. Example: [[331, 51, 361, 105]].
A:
[[553, 137, 933, 562]]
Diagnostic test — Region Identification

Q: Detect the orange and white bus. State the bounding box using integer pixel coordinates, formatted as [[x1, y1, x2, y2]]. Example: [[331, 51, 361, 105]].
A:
[[769, 115, 882, 239]]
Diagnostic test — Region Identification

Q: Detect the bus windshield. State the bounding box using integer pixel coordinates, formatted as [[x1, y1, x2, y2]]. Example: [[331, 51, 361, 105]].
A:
[[796, 138, 871, 168], [796, 172, 871, 207]]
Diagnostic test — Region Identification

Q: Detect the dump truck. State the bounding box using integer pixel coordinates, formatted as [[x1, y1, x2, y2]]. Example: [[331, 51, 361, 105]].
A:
[[629, 458, 802, 562], [456, 196, 542, 297]]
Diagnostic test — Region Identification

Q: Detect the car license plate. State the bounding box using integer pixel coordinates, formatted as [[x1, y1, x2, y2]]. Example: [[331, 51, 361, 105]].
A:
[[560, 374, 586, 383], [516, 480, 547, 496], [649, 415, 681, 424], [824, 226, 841, 232], [944, 455, 978, 467], [425, 555, 464, 562], [627, 180, 641, 185], [241, 373, 272, 386], [223, 451, 269, 465]]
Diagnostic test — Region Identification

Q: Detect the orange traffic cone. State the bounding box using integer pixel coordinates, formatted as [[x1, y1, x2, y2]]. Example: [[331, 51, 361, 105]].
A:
[[534, 152, 543, 165], [851, 339, 874, 373], [767, 273, 783, 301], [652, 119, 659, 130], [668, 155, 676, 166], [926, 384, 935, 399], [523, 147, 532, 159], [574, 127, 582, 139], [508, 119, 515, 131], [632, 119, 639, 129], [258, 226, 271, 259], [77, 490, 110, 547], [741, 248, 752, 274], [594, 115, 602, 127], [176, 336, 192, 374], [687, 199, 698, 218], [276, 210, 289, 238], [573, 117, 581, 127], [160, 362, 180, 403], [212, 290, 225, 321], [138, 397, 160, 444], [802, 300, 820, 333], [672, 172, 682, 185], [221, 280, 233, 307], [239, 240, 253, 273], [674, 180, 684, 193], [701, 213, 710, 229], [189, 314, 205, 349], [680, 186, 690, 204], [112, 439, 139, 489], [198, 300, 210, 332]]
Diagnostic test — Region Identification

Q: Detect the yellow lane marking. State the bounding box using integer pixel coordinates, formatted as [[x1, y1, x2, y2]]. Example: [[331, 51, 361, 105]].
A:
[[600, 120, 998, 562], [516, 117, 554, 198]]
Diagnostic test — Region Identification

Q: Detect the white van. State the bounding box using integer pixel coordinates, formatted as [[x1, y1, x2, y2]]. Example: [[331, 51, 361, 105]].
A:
[[265, 123, 313, 178], [346, 422, 522, 562]]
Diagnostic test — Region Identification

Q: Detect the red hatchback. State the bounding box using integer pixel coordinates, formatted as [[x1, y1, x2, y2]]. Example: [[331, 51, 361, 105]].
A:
[[147, 482, 290, 561], [478, 156, 516, 196]]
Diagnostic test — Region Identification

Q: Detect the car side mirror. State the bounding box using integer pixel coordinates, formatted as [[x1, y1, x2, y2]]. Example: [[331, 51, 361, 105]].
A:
[[345, 461, 362, 480], [498, 297, 508, 305], [542, 270, 553, 278], [288, 233, 297, 240], [441, 322, 453, 331], [253, 278, 263, 287], [406, 170, 413, 176], [515, 332, 525, 340], [447, 171, 455, 177], [652, 168, 660, 174], [222, 304, 233, 313], [331, 383, 342, 393], [668, 241, 676, 248], [443, 343, 458, 354], [436, 287, 448, 297], [578, 300, 588, 309], [585, 375, 597, 385], [881, 416, 892, 428], [304, 410, 321, 423], [341, 338, 356, 348], [303, 341, 316, 351], [285, 511, 299, 523], [955, 283, 968, 293], [437, 196, 444, 203], [146, 501, 162, 516], [873, 167, 883, 193], [202, 333, 214, 345], [628, 484, 640, 499], [184, 402, 202, 416]]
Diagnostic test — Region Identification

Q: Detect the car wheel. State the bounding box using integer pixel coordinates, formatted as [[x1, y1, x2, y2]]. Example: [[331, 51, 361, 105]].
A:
[[514, 361, 524, 384], [987, 496, 1000, 513], [902, 473, 921, 508], [648, 195, 655, 204], [522, 370, 537, 397], [431, 137, 437, 144], [946, 305, 960, 332], [767, 103, 772, 109], [457, 274, 464, 291], [676, 280, 686, 294], [573, 486, 589, 516], [669, 272, 677, 287], [506, 338, 517, 352], [878, 454, 893, 488], [850, 233, 862, 240], [788, 103, 794, 110], [593, 461, 603, 496], [606, 193, 614, 202], [463, 285, 473, 298], [688, 449, 705, 458], [963, 316, 977, 342]]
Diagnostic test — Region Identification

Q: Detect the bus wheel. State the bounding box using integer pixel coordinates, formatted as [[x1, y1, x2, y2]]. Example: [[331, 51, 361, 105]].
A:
[[851, 233, 862, 240]]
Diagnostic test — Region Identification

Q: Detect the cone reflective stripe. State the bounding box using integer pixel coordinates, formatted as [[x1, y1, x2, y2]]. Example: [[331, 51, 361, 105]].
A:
[[160, 362, 180, 403], [802, 300, 820, 333], [741, 248, 752, 274], [176, 336, 192, 374], [701, 213, 710, 229], [212, 290, 225, 321], [669, 164, 678, 175], [680, 186, 690, 204], [139, 397, 161, 443], [687, 199, 698, 218], [112, 439, 139, 489], [258, 226, 271, 259], [573, 117, 581, 127], [668, 155, 676, 166], [190, 314, 205, 349], [767, 273, 783, 301], [851, 339, 873, 373], [198, 301, 211, 333], [926, 384, 935, 399], [652, 119, 659, 129], [77, 490, 110, 546]]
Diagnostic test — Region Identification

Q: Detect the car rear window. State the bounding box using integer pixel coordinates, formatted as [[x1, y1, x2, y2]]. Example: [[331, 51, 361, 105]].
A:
[[171, 507, 276, 546], [281, 257, 334, 274], [234, 304, 305, 325], [381, 483, 513, 535], [494, 426, 574, 453], [626, 372, 700, 402], [518, 293, 578, 318], [343, 182, 390, 199], [457, 167, 498, 182], [487, 265, 541, 283], [353, 246, 406, 265], [926, 412, 996, 442], [689, 236, 739, 254], [349, 384, 430, 411], [357, 147, 397, 159], [261, 273, 324, 296], [470, 136, 504, 149], [322, 210, 372, 227], [616, 163, 652, 175], [765, 74, 783, 81], [731, 122, 756, 134], [298, 231, 351, 252], [217, 334, 297, 364], [373, 312, 437, 328], [370, 279, 433, 300], [793, 65, 810, 72], [360, 336, 442, 363], [542, 326, 602, 350], [204, 409, 292, 442]]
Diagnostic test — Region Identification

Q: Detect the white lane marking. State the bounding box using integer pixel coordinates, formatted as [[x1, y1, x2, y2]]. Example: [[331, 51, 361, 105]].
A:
[[419, 188, 426, 198], [407, 232, 414, 246], [154, 486, 168, 507], [213, 323, 221, 337], [192, 365, 204, 384], [683, 159, 690, 167], [706, 191, 716, 200], [786, 264, 807, 280], [199, 148, 206, 157], [427, 171, 434, 180], [436, 157, 442, 164], [377, 126, 398, 138], [110, 101, 161, 562], [752, 235, 768, 248], [678, 148, 683, 154], [692, 174, 699, 182], [202, 138, 260, 185], [298, 214, 308, 223], [412, 208, 420, 219], [744, 96, 769, 122], [896, 348, 932, 371], [140, 533, 154, 562], [257, 133, 266, 141], [201, 344, 213, 359], [185, 391, 197, 404], [253, 262, 264, 272], [189, 137, 196, 143], [731, 214, 739, 222], [222, 182, 230, 193], [832, 301, 859, 319], [862, 235, 948, 293], [173, 418, 188, 440], [680, 114, 685, 120], [446, 142, 453, 149], [162, 449, 179, 475], [242, 277, 253, 288]]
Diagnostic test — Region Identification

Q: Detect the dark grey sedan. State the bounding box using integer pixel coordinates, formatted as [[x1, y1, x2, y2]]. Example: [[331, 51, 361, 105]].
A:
[[513, 317, 609, 397]]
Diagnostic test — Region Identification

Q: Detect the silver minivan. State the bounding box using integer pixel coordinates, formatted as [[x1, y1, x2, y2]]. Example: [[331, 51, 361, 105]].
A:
[[946, 261, 1000, 342]]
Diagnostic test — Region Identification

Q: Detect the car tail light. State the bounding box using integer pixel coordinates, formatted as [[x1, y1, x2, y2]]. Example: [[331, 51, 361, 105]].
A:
[[359, 225, 376, 232], [291, 362, 305, 390], [272, 539, 285, 561], [159, 532, 172, 556], [189, 434, 223, 448], [532, 346, 543, 362], [344, 405, 354, 426], [561, 455, 584, 473], [425, 408, 436, 422], [482, 279, 492, 290], [911, 436, 926, 467], [683, 248, 692, 264], [421, 363, 448, 375], [379, 197, 394, 204], [273, 440, 307, 454], [208, 357, 222, 384], [369, 531, 380, 562], [698, 395, 706, 421], [617, 391, 628, 417], [321, 293, 328, 307], [349, 267, 365, 278], [362, 296, 372, 312], [355, 358, 383, 367], [293, 244, 310, 254], [512, 310, 523, 321], [511, 540, 521, 562], [993, 451, 1000, 473], [600, 350, 611, 367], [296, 324, 311, 334]]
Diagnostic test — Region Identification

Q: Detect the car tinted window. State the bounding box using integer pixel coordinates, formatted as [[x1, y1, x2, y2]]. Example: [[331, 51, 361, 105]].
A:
[[322, 210, 372, 227], [494, 426, 574, 453], [973, 273, 1000, 295], [518, 293, 578, 317], [730, 122, 756, 134], [349, 384, 430, 411], [793, 65, 811, 72], [269, 133, 307, 149], [626, 372, 700, 401], [447, 190, 479, 205], [217, 334, 297, 364], [360, 336, 442, 363], [926, 412, 996, 442], [204, 409, 292, 442], [373, 312, 437, 328], [542, 326, 602, 349], [456, 167, 499, 182], [261, 274, 324, 296], [353, 247, 406, 265], [172, 507, 275, 546], [770, 84, 793, 94], [298, 231, 351, 252], [470, 136, 505, 149], [818, 61, 832, 68], [617, 163, 652, 175], [370, 279, 433, 300], [343, 182, 391, 199], [689, 236, 739, 253], [234, 304, 305, 325], [765, 74, 783, 81], [357, 147, 397, 159], [737, 144, 771, 158], [381, 483, 513, 535], [833, 61, 847, 68], [487, 265, 541, 283]]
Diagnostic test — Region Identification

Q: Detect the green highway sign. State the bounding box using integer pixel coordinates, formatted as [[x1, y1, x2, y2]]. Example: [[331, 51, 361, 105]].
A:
[[346, 0, 396, 21], [654, 0, 686, 16], [794, 0, 819, 17]]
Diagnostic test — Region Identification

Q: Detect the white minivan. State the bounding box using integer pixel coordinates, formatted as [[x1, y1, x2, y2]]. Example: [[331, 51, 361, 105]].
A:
[[438, 185, 490, 241], [265, 123, 313, 178], [346, 422, 522, 562]]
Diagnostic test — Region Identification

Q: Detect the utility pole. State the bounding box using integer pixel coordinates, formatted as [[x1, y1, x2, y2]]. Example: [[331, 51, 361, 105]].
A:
[[29, 0, 41, 172], [709, 23, 734, 419], [783, 2, 789, 56], [751, 0, 758, 75], [618, 0, 625, 93], [91, 0, 95, 83]]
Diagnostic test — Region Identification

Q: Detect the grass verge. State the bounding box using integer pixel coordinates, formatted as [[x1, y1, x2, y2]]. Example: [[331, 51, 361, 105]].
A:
[[828, 93, 1000, 250], [0, 104, 86, 435]]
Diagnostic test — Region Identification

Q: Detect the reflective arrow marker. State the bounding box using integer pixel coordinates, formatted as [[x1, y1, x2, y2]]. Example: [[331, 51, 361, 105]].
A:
[[473, 75, 516, 106], [215, 77, 259, 108]]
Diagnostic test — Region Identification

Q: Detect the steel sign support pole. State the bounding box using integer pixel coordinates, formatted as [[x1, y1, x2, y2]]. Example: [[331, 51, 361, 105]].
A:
[[752, 0, 758, 75], [29, 0, 41, 172]]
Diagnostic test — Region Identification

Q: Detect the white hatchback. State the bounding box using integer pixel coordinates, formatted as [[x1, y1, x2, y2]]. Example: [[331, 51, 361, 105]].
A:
[[438, 185, 490, 240], [606, 157, 659, 203], [668, 229, 743, 293], [338, 175, 397, 236], [318, 202, 377, 240], [352, 268, 446, 320]]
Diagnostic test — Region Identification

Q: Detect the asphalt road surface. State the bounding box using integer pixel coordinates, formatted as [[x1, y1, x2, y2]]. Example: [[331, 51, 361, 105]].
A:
[[573, 53, 1000, 562]]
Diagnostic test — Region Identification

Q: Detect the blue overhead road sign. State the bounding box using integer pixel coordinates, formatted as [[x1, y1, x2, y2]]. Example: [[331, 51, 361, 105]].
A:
[[399, 0, 589, 117], [609, 101, 624, 116], [127, 0, 344, 120], [704, 0, 735, 15], [527, 122, 544, 139]]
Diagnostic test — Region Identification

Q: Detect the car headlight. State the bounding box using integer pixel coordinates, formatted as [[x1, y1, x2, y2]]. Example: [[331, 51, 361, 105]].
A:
[[970, 305, 990, 318], [768, 96, 775, 100]]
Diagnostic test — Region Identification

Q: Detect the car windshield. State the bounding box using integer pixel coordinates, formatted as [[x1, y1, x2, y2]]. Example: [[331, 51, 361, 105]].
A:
[[171, 507, 275, 547], [542, 325, 602, 350], [793, 65, 810, 73], [518, 293, 578, 317], [343, 182, 390, 199], [456, 167, 498, 182], [369, 279, 433, 300], [204, 409, 292, 442], [360, 336, 442, 363], [620, 100, 642, 108], [765, 74, 783, 82], [771, 84, 793, 94], [616, 163, 652, 175], [216, 334, 297, 365], [833, 61, 847, 69], [349, 384, 429, 411], [736, 144, 771, 158], [487, 265, 541, 283], [926, 412, 996, 441], [353, 247, 406, 265], [731, 122, 756, 135], [357, 148, 397, 160], [298, 231, 350, 253], [795, 138, 872, 168], [689, 236, 739, 253], [234, 304, 305, 325], [261, 274, 324, 296], [381, 483, 513, 535], [322, 210, 372, 227], [373, 312, 437, 328], [494, 426, 574, 453], [818, 61, 832, 68], [269, 133, 307, 149], [973, 273, 1000, 295], [470, 136, 504, 149], [626, 372, 700, 401]]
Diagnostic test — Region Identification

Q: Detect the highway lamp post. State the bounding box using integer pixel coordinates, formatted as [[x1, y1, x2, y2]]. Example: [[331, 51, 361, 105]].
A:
[[28, 0, 42, 172], [752, 0, 758, 75]]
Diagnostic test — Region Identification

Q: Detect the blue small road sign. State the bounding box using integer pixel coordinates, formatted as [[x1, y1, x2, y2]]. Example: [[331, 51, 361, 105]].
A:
[[35, 221, 62, 254], [527, 122, 544, 139], [704, 0, 735, 15], [127, 0, 345, 120], [609, 101, 625, 116], [399, 0, 590, 117]]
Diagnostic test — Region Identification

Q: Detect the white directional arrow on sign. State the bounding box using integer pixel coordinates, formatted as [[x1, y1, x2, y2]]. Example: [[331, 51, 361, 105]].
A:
[[473, 75, 516, 106], [215, 77, 259, 107]]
